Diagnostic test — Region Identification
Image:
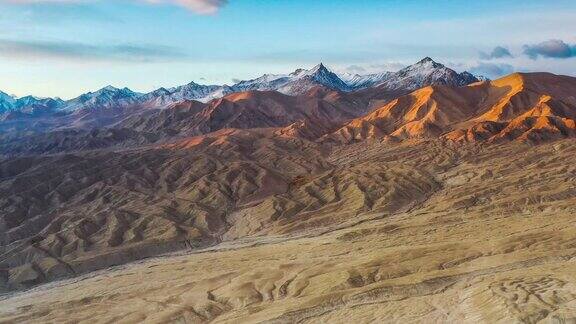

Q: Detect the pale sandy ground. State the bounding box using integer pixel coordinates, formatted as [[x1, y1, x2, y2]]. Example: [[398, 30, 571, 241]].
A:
[[2, 140, 576, 323]]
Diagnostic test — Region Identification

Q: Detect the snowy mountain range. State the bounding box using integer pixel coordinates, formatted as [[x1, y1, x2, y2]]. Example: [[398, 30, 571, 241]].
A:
[[0, 91, 15, 112], [0, 91, 65, 114], [380, 57, 479, 90], [0, 58, 482, 114], [62, 86, 142, 112], [339, 72, 395, 90]]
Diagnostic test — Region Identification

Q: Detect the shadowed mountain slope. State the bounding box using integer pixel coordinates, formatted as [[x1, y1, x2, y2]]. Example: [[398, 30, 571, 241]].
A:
[[0, 129, 440, 291], [0, 89, 371, 157], [120, 89, 370, 137]]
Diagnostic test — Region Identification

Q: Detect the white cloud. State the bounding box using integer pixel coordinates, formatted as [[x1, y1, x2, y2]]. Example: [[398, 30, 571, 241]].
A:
[[468, 62, 515, 79], [0, 0, 228, 14], [144, 0, 227, 14], [479, 46, 513, 60], [523, 39, 576, 60]]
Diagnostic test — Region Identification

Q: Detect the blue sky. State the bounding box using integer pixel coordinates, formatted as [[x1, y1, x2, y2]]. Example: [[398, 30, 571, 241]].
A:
[[0, 0, 575, 98]]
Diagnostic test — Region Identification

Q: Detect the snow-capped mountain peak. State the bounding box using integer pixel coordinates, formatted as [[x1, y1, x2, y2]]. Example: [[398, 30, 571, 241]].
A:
[[378, 57, 479, 91], [17, 95, 42, 103], [312, 62, 327, 70], [138, 81, 233, 106], [231, 74, 290, 93], [0, 91, 17, 113], [101, 85, 119, 92], [415, 56, 440, 66], [296, 63, 328, 76], [0, 92, 66, 114], [62, 86, 142, 111], [338, 57, 481, 91], [103, 86, 139, 97], [0, 90, 15, 100], [397, 57, 445, 77], [0, 57, 483, 115], [289, 68, 306, 77], [270, 63, 350, 94], [339, 71, 395, 90], [231, 63, 348, 95]]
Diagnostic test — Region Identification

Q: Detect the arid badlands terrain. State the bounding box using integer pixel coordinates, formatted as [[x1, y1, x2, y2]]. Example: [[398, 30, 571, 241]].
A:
[[1, 69, 576, 323]]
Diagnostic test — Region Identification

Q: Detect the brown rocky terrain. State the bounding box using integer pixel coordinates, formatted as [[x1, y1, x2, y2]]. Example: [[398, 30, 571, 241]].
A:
[[1, 139, 576, 323], [0, 88, 370, 157], [0, 128, 441, 291], [1, 72, 576, 323], [118, 89, 371, 139]]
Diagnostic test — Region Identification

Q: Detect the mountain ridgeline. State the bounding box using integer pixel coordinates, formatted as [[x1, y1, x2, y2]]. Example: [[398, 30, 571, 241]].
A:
[[3, 58, 576, 158], [0, 58, 479, 115]]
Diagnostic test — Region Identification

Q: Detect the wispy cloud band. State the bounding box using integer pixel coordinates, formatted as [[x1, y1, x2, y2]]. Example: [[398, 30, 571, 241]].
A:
[[0, 39, 189, 62]]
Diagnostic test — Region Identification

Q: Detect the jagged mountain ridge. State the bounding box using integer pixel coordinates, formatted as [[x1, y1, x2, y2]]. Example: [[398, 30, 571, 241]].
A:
[[341, 57, 480, 92], [62, 86, 142, 112], [0, 91, 16, 112], [138, 82, 233, 107], [378, 57, 480, 91], [339, 71, 395, 89], [0, 58, 480, 114], [0, 91, 65, 114], [4, 72, 576, 157]]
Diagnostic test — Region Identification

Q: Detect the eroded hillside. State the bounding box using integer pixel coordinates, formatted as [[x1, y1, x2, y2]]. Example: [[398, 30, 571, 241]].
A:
[[1, 139, 576, 323]]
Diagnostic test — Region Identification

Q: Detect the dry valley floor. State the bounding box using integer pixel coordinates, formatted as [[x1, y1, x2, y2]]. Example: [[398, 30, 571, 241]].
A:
[[1, 139, 576, 323]]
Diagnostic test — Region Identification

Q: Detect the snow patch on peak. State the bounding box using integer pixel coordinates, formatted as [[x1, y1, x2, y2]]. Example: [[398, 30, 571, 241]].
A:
[[306, 63, 328, 74], [380, 57, 479, 91], [101, 85, 119, 92], [415, 57, 437, 65], [339, 72, 395, 90], [0, 90, 16, 101], [0, 91, 16, 113], [339, 58, 479, 91], [231, 63, 349, 95]]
